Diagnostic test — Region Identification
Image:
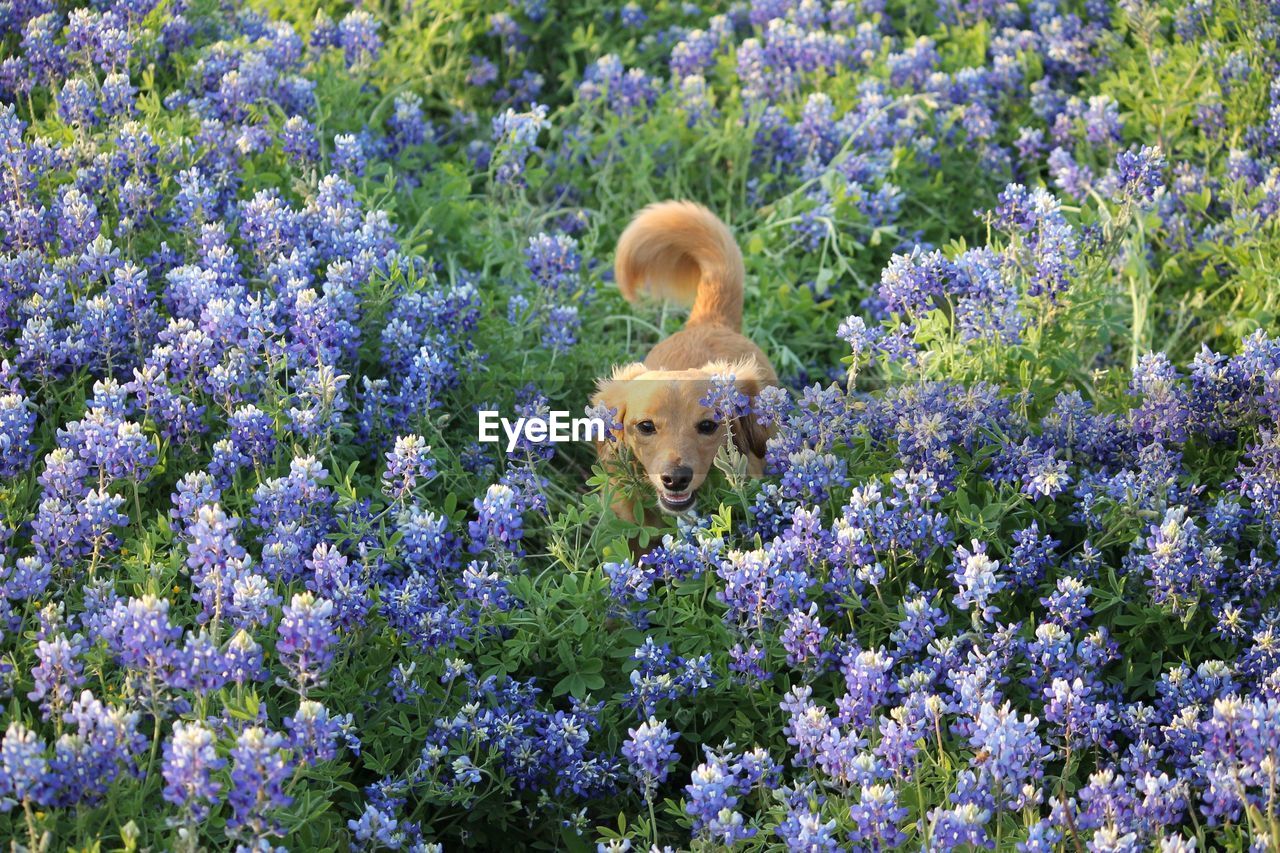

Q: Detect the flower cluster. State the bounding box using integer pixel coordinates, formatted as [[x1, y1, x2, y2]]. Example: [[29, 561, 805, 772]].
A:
[[1, 0, 1279, 849]]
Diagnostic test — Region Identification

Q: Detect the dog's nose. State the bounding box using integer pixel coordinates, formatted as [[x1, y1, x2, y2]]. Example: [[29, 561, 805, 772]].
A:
[[661, 466, 692, 491]]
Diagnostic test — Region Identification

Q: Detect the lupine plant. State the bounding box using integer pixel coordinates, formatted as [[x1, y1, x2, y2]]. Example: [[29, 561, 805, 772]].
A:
[[1, 0, 1279, 849]]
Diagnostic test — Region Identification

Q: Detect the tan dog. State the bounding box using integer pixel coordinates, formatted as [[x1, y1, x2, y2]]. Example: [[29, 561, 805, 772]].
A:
[[593, 201, 777, 521]]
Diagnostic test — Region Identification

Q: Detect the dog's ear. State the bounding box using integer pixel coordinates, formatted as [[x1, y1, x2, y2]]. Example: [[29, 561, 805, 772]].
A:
[[702, 357, 773, 460], [592, 362, 648, 454]]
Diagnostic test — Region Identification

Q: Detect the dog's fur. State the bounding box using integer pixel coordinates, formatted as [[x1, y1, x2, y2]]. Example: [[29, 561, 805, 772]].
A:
[[593, 201, 777, 521]]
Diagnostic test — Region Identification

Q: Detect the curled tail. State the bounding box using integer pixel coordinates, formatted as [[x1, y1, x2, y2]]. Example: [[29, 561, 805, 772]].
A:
[[614, 200, 745, 330]]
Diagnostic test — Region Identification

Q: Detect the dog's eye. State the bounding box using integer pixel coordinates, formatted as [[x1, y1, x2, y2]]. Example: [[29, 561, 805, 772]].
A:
[[696, 419, 719, 435], [634, 420, 656, 435]]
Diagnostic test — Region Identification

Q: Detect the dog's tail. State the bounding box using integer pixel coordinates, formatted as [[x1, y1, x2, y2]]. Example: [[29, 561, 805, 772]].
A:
[[614, 201, 745, 330]]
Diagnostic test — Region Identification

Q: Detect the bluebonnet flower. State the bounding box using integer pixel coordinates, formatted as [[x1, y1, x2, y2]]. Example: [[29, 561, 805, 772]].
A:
[[467, 55, 498, 87], [525, 233, 581, 296], [671, 26, 728, 78], [717, 546, 810, 630], [1127, 507, 1221, 617], [850, 783, 908, 849], [1111, 145, 1166, 205], [776, 802, 839, 851], [619, 2, 647, 28], [622, 717, 678, 797], [162, 721, 224, 821], [48, 690, 146, 807], [2, 556, 51, 602], [837, 315, 880, 376], [625, 638, 713, 717], [700, 371, 750, 420], [779, 448, 848, 502], [397, 503, 462, 577], [490, 103, 549, 186], [952, 540, 1004, 624], [578, 55, 658, 113], [1043, 577, 1093, 628], [877, 247, 950, 316], [468, 484, 524, 555], [227, 726, 293, 842], [752, 385, 792, 431], [184, 502, 252, 627], [781, 603, 828, 668], [281, 115, 318, 161], [1197, 696, 1280, 825], [333, 133, 366, 175], [382, 434, 436, 501], [56, 187, 102, 252], [685, 746, 756, 846], [839, 647, 895, 729], [58, 78, 98, 126], [967, 702, 1049, 811], [286, 700, 348, 764], [1048, 147, 1094, 200], [28, 633, 85, 720], [225, 630, 269, 685], [103, 595, 184, 690], [729, 642, 769, 684], [388, 92, 429, 150], [927, 802, 991, 851], [0, 372, 36, 478], [338, 10, 382, 69], [989, 183, 1080, 300], [604, 558, 655, 613], [541, 304, 580, 352], [1, 721, 48, 809], [892, 590, 948, 657], [277, 592, 337, 694]]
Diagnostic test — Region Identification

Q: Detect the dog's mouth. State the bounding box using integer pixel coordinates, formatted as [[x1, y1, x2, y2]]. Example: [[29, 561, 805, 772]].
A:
[[657, 488, 697, 513]]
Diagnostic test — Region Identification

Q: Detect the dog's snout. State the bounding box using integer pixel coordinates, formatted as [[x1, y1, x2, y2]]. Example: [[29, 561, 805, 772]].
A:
[[660, 466, 693, 491]]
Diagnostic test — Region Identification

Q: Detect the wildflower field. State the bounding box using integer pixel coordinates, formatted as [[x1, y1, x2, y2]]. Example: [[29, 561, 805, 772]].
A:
[[2, 0, 1280, 848]]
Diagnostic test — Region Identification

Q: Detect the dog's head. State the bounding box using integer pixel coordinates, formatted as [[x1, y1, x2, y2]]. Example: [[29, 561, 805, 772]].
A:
[[592, 357, 771, 513]]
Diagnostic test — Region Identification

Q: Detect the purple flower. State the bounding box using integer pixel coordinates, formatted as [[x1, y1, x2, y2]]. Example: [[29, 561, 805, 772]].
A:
[[468, 484, 524, 555], [781, 603, 828, 668], [277, 592, 337, 694], [28, 634, 85, 720], [286, 700, 347, 764], [850, 783, 908, 849], [622, 717, 679, 797], [162, 721, 224, 821], [1112, 145, 1166, 205], [525, 232, 581, 296], [838, 646, 895, 729], [337, 10, 381, 69], [967, 702, 1049, 811], [541, 303, 580, 353], [685, 747, 756, 846], [382, 434, 436, 501], [779, 448, 848, 502], [227, 726, 293, 841], [333, 132, 366, 175], [56, 187, 101, 252], [625, 638, 714, 717], [951, 540, 1004, 624], [0, 721, 48, 808], [103, 595, 183, 688], [927, 803, 991, 851]]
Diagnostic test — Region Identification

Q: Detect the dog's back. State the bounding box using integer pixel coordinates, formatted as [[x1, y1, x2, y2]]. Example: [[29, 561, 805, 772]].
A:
[[614, 201, 772, 378], [614, 200, 746, 331]]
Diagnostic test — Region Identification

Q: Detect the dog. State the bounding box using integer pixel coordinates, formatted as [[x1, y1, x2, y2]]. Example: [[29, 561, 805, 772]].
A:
[[592, 201, 777, 523]]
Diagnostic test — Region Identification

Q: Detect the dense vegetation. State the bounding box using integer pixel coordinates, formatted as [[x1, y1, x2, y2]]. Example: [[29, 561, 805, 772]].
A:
[[1, 0, 1279, 849]]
